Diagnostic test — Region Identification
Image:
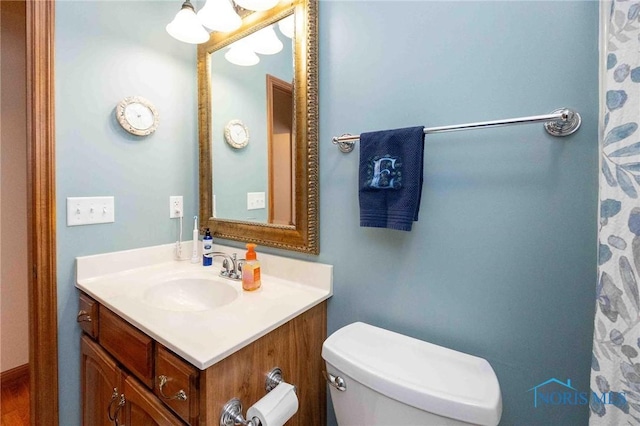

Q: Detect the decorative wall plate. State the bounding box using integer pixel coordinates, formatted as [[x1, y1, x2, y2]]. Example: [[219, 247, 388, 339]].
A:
[[116, 96, 159, 136], [224, 119, 249, 149]]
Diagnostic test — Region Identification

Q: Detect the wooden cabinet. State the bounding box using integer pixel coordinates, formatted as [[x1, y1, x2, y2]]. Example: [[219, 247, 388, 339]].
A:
[[79, 292, 326, 426], [82, 336, 183, 426], [198, 302, 327, 425], [81, 336, 122, 426]]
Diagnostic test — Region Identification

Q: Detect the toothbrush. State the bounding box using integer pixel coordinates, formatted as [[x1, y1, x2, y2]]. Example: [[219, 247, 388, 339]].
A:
[[191, 216, 200, 263]]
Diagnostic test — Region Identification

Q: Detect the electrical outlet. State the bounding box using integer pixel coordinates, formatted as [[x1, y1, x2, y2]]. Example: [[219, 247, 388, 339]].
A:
[[170, 196, 183, 218]]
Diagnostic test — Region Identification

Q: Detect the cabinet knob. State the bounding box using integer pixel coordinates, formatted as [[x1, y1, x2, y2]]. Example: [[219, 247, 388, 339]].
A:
[[157, 375, 187, 401], [77, 310, 92, 323]]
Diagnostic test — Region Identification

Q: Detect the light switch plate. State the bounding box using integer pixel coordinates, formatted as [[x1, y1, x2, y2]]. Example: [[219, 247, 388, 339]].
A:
[[247, 192, 266, 210], [67, 196, 115, 226]]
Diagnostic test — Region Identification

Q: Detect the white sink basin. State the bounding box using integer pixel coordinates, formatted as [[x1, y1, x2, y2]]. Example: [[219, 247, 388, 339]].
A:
[[142, 278, 239, 312]]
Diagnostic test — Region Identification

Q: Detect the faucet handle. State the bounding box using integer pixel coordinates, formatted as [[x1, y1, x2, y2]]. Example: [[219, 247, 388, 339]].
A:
[[225, 253, 239, 280], [237, 259, 245, 274], [228, 254, 248, 280], [220, 259, 230, 276], [213, 252, 242, 281]]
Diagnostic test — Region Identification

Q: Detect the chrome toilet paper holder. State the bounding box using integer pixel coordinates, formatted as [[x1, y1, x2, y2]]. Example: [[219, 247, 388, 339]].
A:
[[265, 367, 284, 392], [220, 398, 258, 426], [220, 367, 292, 426]]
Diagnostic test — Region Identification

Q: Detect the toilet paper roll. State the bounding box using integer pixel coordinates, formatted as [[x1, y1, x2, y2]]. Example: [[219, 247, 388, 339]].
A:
[[247, 382, 298, 426]]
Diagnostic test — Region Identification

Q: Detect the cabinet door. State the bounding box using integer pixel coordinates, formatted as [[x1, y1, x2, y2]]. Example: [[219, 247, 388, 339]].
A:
[[122, 374, 185, 426], [81, 335, 123, 426]]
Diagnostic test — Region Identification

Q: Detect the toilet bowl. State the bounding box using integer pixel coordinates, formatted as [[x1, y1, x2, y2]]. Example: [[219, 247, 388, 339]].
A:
[[322, 322, 502, 426]]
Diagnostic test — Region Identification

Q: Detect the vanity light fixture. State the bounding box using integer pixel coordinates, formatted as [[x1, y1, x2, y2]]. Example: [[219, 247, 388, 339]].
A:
[[246, 25, 283, 55], [225, 39, 260, 66], [166, 0, 210, 44], [166, 0, 286, 45], [197, 0, 242, 33]]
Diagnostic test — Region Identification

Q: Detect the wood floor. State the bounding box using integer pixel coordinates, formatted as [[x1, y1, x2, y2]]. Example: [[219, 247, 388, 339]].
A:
[[1, 374, 30, 426]]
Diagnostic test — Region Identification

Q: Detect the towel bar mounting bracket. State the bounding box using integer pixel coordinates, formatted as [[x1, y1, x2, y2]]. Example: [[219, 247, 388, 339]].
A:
[[543, 108, 582, 137], [335, 134, 356, 153]]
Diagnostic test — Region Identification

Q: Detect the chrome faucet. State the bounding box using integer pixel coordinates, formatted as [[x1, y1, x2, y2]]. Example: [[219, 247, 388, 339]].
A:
[[211, 252, 244, 280]]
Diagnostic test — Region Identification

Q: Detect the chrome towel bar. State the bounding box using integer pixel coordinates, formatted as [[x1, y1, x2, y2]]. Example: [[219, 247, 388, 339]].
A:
[[332, 107, 581, 153]]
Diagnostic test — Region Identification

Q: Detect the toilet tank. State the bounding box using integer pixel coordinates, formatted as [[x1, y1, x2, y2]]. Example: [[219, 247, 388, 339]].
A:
[[322, 322, 502, 426]]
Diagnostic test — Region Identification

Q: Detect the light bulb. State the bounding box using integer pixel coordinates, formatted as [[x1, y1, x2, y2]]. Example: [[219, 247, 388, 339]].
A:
[[278, 15, 294, 39], [225, 40, 260, 66], [198, 0, 242, 33], [166, 0, 210, 44], [234, 0, 279, 12], [246, 25, 283, 55]]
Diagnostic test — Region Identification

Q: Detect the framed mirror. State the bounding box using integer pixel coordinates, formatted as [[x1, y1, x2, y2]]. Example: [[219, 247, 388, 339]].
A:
[[198, 0, 318, 254]]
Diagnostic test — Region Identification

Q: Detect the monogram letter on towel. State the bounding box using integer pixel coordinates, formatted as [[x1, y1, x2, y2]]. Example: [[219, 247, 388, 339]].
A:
[[366, 156, 402, 189]]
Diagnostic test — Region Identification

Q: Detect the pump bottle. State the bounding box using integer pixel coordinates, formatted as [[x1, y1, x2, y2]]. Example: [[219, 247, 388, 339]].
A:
[[202, 228, 213, 266], [242, 243, 261, 291]]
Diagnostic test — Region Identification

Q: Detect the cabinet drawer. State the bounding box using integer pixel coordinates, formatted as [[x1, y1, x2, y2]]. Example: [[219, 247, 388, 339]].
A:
[[99, 307, 154, 388], [155, 345, 199, 425], [77, 293, 99, 338]]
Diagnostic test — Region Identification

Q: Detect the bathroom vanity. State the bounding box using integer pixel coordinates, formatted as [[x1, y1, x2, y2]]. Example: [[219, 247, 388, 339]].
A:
[[76, 243, 332, 425]]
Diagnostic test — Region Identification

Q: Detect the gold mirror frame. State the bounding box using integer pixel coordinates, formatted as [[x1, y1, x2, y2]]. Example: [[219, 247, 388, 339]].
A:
[[198, 0, 318, 254]]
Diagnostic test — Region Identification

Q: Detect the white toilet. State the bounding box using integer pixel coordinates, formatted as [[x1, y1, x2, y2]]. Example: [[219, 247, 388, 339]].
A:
[[322, 322, 502, 426]]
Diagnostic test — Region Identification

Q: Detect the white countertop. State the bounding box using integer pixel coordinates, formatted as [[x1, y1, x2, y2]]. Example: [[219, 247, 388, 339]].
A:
[[76, 242, 332, 370]]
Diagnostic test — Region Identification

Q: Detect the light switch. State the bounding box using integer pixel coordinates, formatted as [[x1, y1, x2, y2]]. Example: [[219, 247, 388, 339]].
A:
[[67, 196, 115, 226], [247, 192, 266, 210]]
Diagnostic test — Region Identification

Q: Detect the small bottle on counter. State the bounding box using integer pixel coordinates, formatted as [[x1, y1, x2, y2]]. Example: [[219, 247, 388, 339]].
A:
[[202, 228, 213, 266], [242, 243, 261, 291]]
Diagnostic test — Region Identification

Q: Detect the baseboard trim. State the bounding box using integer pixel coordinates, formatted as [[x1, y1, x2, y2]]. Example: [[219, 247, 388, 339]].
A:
[[1, 363, 29, 386]]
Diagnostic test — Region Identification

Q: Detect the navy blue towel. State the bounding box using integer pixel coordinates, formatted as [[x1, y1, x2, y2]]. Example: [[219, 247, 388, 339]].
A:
[[359, 126, 425, 231]]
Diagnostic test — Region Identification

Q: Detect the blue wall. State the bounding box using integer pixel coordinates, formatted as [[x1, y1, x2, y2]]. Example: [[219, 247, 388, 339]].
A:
[[317, 1, 598, 425], [55, 2, 197, 424], [55, 1, 598, 425]]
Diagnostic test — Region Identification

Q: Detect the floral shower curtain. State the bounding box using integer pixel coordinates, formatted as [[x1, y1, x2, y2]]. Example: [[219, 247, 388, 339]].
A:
[[591, 0, 640, 423]]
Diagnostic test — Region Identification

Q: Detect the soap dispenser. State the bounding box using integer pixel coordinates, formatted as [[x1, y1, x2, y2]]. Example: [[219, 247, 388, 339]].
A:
[[242, 243, 261, 291], [202, 228, 213, 266]]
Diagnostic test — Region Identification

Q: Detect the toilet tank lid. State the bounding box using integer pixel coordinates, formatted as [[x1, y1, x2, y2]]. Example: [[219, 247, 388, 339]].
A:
[[322, 322, 502, 426]]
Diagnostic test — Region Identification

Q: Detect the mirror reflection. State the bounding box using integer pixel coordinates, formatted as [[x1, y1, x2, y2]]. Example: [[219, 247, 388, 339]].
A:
[[199, 0, 319, 254], [210, 16, 294, 225]]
